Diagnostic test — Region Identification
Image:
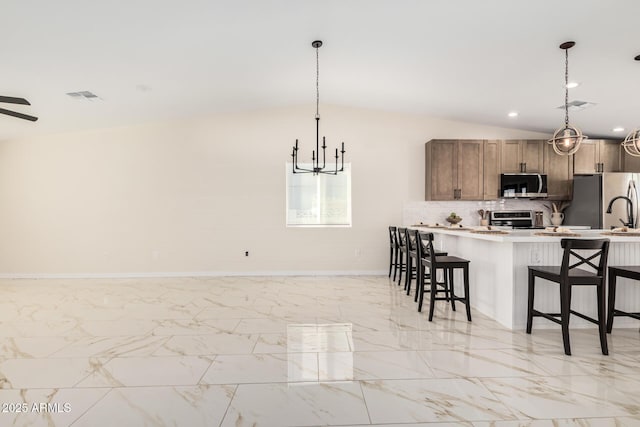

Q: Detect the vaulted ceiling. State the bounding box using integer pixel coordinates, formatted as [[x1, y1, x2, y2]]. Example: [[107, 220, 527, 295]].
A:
[[2, 0, 639, 140]]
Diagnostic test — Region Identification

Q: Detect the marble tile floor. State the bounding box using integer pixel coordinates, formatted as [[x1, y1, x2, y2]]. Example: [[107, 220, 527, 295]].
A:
[[0, 276, 639, 426]]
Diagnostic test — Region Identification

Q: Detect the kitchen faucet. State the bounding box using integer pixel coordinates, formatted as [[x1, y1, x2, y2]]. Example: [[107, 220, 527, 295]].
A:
[[606, 196, 635, 228]]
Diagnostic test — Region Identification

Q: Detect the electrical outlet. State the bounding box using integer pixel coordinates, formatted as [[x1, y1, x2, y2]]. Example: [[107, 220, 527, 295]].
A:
[[245, 251, 249, 257], [355, 249, 361, 257]]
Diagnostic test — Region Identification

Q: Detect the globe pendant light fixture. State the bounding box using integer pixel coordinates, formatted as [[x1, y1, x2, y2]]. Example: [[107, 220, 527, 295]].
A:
[[291, 40, 345, 175], [622, 129, 640, 157], [548, 41, 588, 155], [622, 55, 640, 157]]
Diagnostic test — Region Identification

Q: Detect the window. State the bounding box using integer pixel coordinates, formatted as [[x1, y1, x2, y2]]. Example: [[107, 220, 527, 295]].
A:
[[286, 163, 352, 227]]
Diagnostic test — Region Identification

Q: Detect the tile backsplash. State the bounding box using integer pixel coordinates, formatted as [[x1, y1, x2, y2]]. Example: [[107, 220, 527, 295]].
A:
[[403, 199, 554, 227]]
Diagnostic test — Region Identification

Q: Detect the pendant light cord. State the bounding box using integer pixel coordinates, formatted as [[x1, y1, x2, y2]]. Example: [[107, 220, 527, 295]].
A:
[[564, 47, 569, 127], [316, 46, 320, 119]]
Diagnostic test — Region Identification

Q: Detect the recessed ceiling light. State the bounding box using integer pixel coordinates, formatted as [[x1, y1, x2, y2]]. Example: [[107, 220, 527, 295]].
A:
[[508, 111, 518, 118], [613, 127, 625, 132], [566, 82, 580, 89]]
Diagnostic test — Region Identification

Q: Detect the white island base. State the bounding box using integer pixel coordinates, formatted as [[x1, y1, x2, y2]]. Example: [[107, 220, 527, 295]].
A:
[[417, 228, 640, 330]]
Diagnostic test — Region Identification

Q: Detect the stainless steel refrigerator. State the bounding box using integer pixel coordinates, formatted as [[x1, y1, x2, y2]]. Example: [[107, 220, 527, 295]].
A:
[[563, 173, 639, 229]]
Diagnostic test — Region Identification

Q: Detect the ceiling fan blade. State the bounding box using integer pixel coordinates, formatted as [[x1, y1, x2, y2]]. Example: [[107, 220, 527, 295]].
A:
[[0, 96, 31, 105], [0, 108, 38, 122]]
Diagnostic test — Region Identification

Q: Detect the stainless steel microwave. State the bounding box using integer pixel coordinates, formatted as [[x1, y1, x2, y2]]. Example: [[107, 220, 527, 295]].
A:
[[500, 173, 548, 198]]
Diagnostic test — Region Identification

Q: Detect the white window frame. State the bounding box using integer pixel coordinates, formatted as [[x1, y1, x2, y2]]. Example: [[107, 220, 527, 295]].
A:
[[285, 163, 352, 227]]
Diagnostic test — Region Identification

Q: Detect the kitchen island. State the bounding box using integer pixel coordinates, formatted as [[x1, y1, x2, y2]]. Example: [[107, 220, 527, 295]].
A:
[[410, 226, 640, 329]]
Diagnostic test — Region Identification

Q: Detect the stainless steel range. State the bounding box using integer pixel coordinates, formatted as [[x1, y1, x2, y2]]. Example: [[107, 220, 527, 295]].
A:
[[490, 210, 542, 229]]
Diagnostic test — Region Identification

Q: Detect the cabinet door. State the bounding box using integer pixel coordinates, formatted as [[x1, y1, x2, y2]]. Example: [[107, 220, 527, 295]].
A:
[[522, 140, 544, 172], [457, 140, 484, 200], [544, 142, 572, 200], [598, 140, 622, 172], [500, 140, 522, 173], [483, 140, 501, 200], [573, 140, 598, 173], [623, 149, 640, 172], [425, 140, 457, 200]]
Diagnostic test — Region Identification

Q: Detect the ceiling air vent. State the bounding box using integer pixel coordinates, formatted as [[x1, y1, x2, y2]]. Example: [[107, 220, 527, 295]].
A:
[[556, 100, 596, 112], [66, 91, 101, 101]]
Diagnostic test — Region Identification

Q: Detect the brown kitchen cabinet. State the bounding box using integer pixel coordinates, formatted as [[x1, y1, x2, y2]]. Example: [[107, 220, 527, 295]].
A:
[[573, 139, 622, 173], [622, 147, 640, 172], [425, 139, 484, 200], [500, 139, 544, 173], [543, 141, 572, 200], [483, 139, 501, 200]]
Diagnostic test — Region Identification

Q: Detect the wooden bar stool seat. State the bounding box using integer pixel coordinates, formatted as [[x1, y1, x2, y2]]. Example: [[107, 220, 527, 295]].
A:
[[607, 266, 640, 332]]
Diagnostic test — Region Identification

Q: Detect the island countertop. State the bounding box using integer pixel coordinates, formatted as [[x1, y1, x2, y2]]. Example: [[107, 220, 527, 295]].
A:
[[405, 225, 640, 329], [407, 225, 640, 243]]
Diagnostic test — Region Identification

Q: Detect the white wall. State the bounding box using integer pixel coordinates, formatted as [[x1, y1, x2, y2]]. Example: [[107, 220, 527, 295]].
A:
[[0, 105, 549, 276]]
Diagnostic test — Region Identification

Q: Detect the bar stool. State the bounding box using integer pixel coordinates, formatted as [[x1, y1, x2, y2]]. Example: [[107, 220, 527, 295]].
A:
[[526, 238, 610, 356], [606, 266, 640, 332], [406, 229, 449, 301], [415, 231, 450, 309], [388, 226, 399, 280], [418, 232, 471, 322], [396, 227, 408, 286], [405, 228, 419, 295]]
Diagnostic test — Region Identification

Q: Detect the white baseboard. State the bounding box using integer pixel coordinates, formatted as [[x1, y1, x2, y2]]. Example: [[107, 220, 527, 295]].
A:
[[0, 270, 387, 279]]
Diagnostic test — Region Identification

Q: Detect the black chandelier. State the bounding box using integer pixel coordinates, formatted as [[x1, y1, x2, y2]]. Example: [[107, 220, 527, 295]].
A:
[[547, 41, 588, 155], [291, 40, 345, 175]]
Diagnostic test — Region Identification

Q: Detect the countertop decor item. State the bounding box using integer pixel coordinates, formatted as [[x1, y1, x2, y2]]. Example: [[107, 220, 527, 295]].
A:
[[291, 40, 345, 175], [547, 41, 587, 155], [446, 212, 463, 225]]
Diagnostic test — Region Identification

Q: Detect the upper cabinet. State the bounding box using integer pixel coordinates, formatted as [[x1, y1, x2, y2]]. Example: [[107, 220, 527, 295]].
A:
[[573, 139, 622, 174], [425, 139, 484, 201], [543, 141, 572, 200], [500, 140, 544, 173], [622, 148, 640, 172], [483, 140, 501, 200]]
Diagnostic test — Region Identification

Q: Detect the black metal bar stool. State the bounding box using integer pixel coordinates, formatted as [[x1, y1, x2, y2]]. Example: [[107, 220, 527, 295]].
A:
[[405, 228, 419, 295], [606, 266, 640, 332], [406, 229, 449, 301], [388, 226, 399, 280], [415, 231, 450, 309], [418, 232, 471, 322], [396, 227, 408, 286], [526, 238, 610, 356]]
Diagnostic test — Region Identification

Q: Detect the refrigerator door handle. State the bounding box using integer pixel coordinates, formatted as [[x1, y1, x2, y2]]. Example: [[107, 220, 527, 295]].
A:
[[629, 179, 638, 228]]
